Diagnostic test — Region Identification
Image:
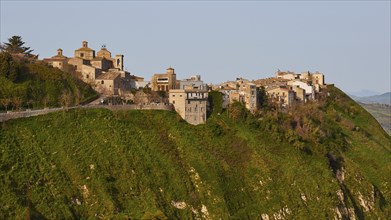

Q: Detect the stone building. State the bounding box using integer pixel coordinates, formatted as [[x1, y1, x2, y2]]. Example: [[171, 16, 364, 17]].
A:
[[151, 67, 177, 91], [95, 71, 121, 95], [240, 82, 258, 113], [287, 80, 315, 100], [42, 49, 68, 70], [291, 85, 306, 102], [276, 70, 297, 80], [216, 78, 259, 113], [169, 88, 208, 125], [266, 86, 295, 107], [178, 75, 206, 90], [311, 72, 325, 92], [43, 41, 140, 96], [74, 41, 95, 60]]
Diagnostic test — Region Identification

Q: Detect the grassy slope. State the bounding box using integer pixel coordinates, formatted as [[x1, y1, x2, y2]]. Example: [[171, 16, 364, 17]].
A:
[[0, 86, 390, 219]]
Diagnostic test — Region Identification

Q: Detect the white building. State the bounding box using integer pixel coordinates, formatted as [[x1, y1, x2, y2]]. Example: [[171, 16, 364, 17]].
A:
[[287, 80, 315, 100]]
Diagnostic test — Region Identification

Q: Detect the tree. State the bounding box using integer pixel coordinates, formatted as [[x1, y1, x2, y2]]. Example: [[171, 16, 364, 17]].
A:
[[60, 90, 72, 111], [1, 36, 33, 55], [257, 86, 269, 109], [228, 101, 248, 121], [0, 52, 20, 81]]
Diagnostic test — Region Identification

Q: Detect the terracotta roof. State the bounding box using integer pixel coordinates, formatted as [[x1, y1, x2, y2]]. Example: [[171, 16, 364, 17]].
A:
[[96, 71, 121, 80], [75, 47, 94, 51], [44, 57, 68, 62], [51, 55, 67, 59]]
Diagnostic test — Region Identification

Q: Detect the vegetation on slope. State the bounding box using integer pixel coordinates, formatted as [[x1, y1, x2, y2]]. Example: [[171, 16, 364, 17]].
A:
[[0, 85, 390, 219], [0, 37, 97, 111]]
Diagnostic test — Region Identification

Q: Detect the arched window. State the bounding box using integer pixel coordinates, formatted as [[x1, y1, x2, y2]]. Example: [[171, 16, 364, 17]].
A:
[[101, 80, 104, 84]]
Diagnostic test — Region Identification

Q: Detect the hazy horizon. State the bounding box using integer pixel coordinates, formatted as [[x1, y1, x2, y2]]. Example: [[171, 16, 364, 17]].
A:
[[1, 1, 390, 93]]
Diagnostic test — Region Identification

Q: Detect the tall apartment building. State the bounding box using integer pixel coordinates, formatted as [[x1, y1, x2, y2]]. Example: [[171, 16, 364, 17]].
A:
[[169, 76, 208, 125], [241, 82, 258, 113]]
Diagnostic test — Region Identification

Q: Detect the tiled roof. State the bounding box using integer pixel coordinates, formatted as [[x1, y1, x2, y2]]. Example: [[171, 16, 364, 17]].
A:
[[76, 47, 94, 51], [96, 71, 121, 80], [51, 55, 67, 59]]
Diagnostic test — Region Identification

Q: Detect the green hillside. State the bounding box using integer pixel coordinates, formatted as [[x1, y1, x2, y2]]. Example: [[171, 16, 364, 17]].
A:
[[0, 52, 97, 111], [0, 85, 390, 219]]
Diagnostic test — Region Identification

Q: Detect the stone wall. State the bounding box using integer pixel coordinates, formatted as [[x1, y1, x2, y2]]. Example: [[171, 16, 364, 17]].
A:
[[0, 108, 65, 122], [0, 104, 173, 123]]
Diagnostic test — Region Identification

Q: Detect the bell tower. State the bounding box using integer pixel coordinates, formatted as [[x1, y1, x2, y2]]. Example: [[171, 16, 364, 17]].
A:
[[82, 41, 88, 48], [57, 48, 63, 56], [115, 54, 124, 71]]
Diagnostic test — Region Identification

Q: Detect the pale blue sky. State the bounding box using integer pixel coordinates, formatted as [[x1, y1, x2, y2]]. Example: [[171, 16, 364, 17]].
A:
[[1, 1, 390, 93]]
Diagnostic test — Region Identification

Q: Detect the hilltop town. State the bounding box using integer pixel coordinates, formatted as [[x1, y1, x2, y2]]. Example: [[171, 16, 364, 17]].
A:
[[42, 41, 326, 125], [2, 38, 391, 220]]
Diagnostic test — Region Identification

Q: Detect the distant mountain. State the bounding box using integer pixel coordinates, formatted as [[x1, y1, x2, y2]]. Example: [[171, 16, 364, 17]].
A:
[[359, 102, 391, 135], [355, 92, 391, 105], [348, 89, 382, 97]]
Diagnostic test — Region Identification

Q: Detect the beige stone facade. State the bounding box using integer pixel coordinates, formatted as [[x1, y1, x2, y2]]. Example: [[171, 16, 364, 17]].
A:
[[151, 67, 177, 91], [91, 57, 112, 71], [81, 65, 101, 83], [74, 41, 95, 60], [43, 48, 68, 70], [169, 89, 208, 125], [266, 87, 295, 107], [242, 83, 257, 113], [291, 86, 306, 102], [43, 41, 141, 96], [95, 71, 121, 95], [96, 46, 112, 59], [219, 78, 258, 113]]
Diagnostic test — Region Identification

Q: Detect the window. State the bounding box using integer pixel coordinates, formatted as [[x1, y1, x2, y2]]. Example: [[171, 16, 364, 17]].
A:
[[172, 95, 175, 97], [80, 53, 84, 58], [188, 101, 190, 104], [173, 101, 175, 104], [86, 74, 89, 79], [180, 95, 182, 97], [157, 77, 169, 82], [101, 80, 104, 84]]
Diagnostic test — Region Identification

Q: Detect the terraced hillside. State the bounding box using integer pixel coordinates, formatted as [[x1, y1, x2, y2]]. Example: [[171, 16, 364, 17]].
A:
[[0, 85, 390, 219]]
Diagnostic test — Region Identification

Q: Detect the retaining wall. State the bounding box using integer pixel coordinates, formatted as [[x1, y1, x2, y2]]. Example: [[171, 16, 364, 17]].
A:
[[0, 104, 173, 122]]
